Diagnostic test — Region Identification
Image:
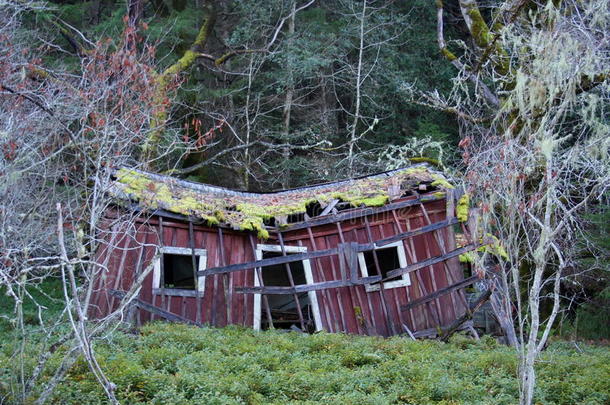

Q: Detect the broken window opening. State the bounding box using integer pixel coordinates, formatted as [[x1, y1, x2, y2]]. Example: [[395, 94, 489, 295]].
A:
[[260, 251, 312, 331], [253, 245, 322, 333], [153, 247, 207, 295], [305, 201, 323, 217], [163, 253, 198, 289], [358, 241, 410, 292], [286, 212, 305, 224]]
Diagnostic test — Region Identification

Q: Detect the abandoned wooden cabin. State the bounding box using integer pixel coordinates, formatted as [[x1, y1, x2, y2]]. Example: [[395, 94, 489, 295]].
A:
[[90, 164, 481, 337]]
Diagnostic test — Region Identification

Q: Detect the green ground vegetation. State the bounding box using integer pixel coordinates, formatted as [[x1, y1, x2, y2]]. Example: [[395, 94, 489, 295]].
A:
[[0, 280, 608, 405]]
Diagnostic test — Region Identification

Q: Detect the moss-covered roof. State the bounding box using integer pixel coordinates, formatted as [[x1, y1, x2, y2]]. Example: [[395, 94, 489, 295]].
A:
[[108, 164, 453, 238]]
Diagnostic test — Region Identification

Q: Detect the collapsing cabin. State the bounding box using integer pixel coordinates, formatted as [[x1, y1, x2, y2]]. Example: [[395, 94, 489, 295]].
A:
[[90, 164, 481, 337]]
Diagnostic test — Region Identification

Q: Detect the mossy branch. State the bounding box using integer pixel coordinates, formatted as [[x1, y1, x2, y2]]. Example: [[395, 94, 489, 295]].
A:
[[142, 5, 217, 164]]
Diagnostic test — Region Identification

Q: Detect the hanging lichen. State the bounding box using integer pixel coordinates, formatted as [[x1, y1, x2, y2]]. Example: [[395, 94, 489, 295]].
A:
[[456, 193, 470, 222]]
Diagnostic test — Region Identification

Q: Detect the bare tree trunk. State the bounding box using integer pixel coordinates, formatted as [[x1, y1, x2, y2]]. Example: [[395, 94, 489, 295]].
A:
[[281, 0, 296, 188], [347, 0, 366, 176]]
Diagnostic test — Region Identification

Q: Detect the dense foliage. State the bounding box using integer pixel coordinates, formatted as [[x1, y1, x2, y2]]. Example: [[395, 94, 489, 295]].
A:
[[28, 0, 461, 189], [1, 280, 609, 405], [2, 323, 608, 404]]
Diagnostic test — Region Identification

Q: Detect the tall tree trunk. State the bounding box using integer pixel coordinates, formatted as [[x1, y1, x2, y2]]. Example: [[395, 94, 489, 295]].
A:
[[347, 0, 366, 176], [280, 0, 296, 188]]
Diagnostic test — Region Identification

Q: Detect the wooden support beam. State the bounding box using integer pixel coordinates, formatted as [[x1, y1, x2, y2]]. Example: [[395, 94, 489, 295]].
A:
[[218, 227, 232, 325], [277, 231, 306, 330], [109, 289, 202, 327], [401, 275, 479, 311], [199, 247, 338, 276], [189, 221, 202, 324], [386, 244, 477, 280], [319, 199, 340, 216], [364, 216, 397, 336], [153, 288, 201, 297], [441, 289, 492, 341], [372, 218, 459, 248], [336, 222, 369, 334], [157, 217, 165, 320], [305, 227, 337, 333], [235, 276, 382, 294], [248, 234, 274, 329]]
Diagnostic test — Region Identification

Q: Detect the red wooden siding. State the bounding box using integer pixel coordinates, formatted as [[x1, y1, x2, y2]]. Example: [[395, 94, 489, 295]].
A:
[[90, 196, 469, 337]]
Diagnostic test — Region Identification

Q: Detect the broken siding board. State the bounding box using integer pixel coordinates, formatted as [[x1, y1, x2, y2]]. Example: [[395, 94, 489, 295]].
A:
[[387, 215, 417, 331], [189, 222, 202, 324], [401, 276, 479, 311], [277, 231, 306, 330], [364, 216, 396, 336], [336, 224, 370, 335], [418, 203, 467, 321], [394, 213, 435, 330], [235, 276, 382, 294], [342, 226, 376, 335], [199, 248, 339, 276], [280, 194, 446, 231], [218, 227, 232, 325], [109, 289, 202, 327], [305, 227, 338, 333], [378, 222, 407, 332]]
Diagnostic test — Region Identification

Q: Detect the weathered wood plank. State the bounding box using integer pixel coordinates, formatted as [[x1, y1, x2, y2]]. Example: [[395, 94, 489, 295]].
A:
[[412, 320, 473, 338], [277, 231, 306, 330], [441, 288, 492, 341], [280, 194, 446, 231], [235, 276, 382, 295], [364, 215, 396, 336], [372, 218, 458, 249], [319, 199, 339, 216], [386, 244, 477, 280], [109, 289, 202, 327], [199, 247, 338, 276], [188, 221, 202, 324], [401, 275, 479, 311], [152, 288, 202, 297]]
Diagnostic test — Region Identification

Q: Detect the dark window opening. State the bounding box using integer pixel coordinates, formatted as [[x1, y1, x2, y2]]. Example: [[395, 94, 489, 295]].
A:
[[363, 246, 402, 283], [286, 212, 305, 224], [305, 201, 323, 217], [335, 201, 354, 212], [260, 251, 313, 331], [163, 254, 198, 289], [263, 216, 276, 227]]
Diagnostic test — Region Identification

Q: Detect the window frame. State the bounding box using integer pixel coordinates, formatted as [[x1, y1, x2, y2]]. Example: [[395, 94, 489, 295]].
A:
[[252, 244, 322, 332], [152, 246, 207, 297], [358, 241, 411, 292]]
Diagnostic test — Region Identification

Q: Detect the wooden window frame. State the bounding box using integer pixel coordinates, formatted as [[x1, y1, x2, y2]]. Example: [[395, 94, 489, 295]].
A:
[[252, 244, 322, 332], [358, 241, 411, 292], [152, 246, 207, 297]]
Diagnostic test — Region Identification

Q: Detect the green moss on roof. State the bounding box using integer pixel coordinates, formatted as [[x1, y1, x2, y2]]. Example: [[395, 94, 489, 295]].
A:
[[111, 165, 453, 238]]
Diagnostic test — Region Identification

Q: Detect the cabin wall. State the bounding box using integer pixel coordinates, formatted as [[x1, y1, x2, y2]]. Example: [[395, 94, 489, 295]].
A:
[[91, 196, 467, 337], [90, 217, 258, 328], [280, 198, 465, 336]]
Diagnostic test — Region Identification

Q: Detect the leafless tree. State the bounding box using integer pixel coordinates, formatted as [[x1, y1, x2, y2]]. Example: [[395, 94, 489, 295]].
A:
[[421, 1, 609, 403], [0, 3, 181, 402]]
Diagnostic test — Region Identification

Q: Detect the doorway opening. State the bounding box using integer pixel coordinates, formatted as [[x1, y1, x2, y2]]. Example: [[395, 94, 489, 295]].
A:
[[253, 245, 322, 332]]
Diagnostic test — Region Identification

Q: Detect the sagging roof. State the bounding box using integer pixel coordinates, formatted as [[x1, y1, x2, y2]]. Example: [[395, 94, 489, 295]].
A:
[[108, 164, 454, 238]]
